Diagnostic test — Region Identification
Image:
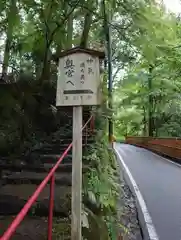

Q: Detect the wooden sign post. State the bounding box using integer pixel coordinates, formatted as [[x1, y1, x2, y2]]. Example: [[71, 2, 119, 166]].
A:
[[72, 105, 82, 240], [56, 47, 105, 240]]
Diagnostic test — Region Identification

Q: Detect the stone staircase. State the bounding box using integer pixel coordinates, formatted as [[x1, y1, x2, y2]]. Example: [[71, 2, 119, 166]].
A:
[[0, 107, 94, 239]]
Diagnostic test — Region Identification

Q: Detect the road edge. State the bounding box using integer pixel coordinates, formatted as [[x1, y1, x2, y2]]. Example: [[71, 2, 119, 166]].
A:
[[114, 144, 159, 240]]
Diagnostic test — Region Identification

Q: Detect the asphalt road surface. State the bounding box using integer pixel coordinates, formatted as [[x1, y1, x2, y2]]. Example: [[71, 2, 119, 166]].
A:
[[115, 143, 181, 240]]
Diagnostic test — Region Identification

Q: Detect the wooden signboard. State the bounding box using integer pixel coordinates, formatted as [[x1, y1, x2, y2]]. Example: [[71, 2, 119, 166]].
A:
[[56, 48, 104, 106]]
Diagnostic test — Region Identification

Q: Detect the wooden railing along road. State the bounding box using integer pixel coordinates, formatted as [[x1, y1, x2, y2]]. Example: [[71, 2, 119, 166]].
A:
[[125, 136, 181, 161]]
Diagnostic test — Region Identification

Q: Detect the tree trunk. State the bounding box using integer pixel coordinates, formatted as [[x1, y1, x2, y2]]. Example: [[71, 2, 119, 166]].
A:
[[143, 106, 147, 136], [80, 10, 92, 48], [67, 10, 73, 48], [40, 46, 51, 83], [2, 38, 11, 81], [51, 4, 74, 64], [148, 65, 154, 136], [2, 0, 16, 81]]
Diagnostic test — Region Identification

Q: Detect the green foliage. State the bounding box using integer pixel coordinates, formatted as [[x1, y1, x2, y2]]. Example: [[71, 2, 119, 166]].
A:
[[84, 141, 118, 211], [83, 133, 119, 239], [114, 1, 181, 138], [0, 80, 57, 157]]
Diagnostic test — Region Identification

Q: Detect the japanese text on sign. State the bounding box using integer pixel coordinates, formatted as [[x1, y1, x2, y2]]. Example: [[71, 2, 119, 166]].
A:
[[64, 58, 75, 85], [56, 52, 101, 106]]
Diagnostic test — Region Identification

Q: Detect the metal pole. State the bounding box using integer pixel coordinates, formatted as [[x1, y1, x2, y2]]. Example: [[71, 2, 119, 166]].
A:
[[103, 0, 113, 144]]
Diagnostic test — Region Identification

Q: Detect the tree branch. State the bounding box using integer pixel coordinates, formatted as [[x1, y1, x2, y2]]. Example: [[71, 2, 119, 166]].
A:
[[113, 66, 122, 82], [80, 10, 93, 48], [49, 0, 80, 46]]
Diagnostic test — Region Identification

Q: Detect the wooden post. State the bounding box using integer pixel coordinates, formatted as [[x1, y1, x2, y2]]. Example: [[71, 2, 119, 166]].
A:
[[71, 106, 82, 240]]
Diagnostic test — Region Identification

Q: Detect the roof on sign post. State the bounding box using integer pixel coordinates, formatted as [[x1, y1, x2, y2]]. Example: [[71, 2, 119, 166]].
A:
[[53, 47, 105, 62]]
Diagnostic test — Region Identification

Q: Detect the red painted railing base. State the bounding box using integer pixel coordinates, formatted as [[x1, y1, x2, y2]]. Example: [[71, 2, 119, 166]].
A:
[[118, 234, 123, 240]]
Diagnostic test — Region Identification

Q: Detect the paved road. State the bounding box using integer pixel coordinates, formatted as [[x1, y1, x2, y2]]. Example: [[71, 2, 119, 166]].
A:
[[115, 143, 181, 240]]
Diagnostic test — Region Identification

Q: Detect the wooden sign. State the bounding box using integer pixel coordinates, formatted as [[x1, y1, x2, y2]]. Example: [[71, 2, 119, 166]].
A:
[[56, 49, 103, 106]]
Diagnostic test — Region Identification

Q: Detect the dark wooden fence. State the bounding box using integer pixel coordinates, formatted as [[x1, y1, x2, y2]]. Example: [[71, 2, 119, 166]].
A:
[[125, 136, 181, 161]]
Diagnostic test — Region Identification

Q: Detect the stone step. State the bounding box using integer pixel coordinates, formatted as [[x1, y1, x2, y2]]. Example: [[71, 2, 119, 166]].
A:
[[0, 185, 71, 216], [40, 142, 91, 149], [31, 145, 72, 155], [39, 154, 72, 163], [1, 162, 89, 175], [51, 133, 93, 139], [26, 152, 72, 164], [51, 137, 94, 145], [0, 216, 70, 239], [33, 143, 91, 155], [43, 154, 71, 164], [0, 162, 73, 173], [2, 172, 72, 186], [43, 163, 89, 172]]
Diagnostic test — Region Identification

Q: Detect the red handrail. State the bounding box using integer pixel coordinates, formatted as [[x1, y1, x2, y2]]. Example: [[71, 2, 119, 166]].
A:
[[0, 116, 93, 240]]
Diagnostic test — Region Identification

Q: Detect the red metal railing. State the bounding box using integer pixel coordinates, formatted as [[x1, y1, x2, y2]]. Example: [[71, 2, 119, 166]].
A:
[[0, 116, 93, 240]]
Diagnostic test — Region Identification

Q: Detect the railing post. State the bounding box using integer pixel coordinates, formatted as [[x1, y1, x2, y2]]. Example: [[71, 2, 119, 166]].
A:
[[48, 174, 55, 240]]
